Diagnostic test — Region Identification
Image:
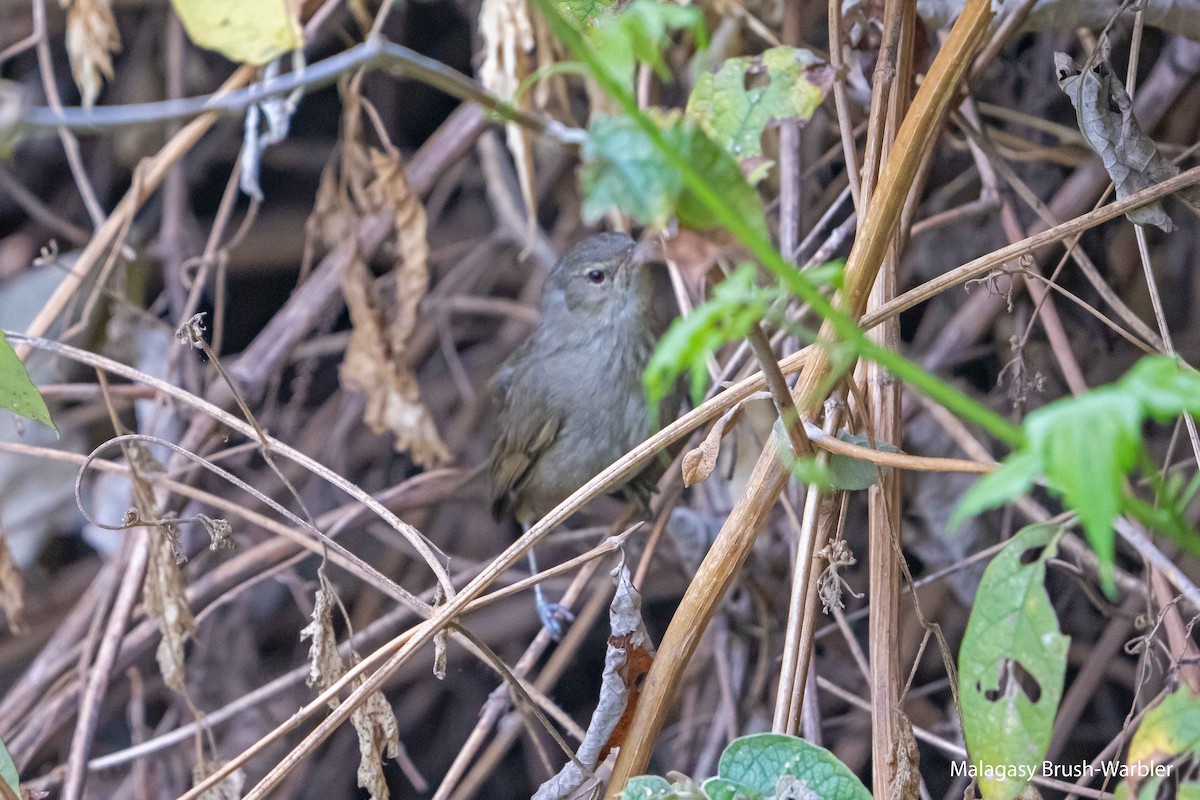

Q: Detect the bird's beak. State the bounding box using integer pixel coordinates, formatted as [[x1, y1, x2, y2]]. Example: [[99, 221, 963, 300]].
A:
[[618, 239, 662, 275]]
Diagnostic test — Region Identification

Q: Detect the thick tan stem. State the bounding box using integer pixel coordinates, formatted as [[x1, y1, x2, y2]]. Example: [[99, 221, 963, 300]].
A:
[[605, 0, 995, 791]]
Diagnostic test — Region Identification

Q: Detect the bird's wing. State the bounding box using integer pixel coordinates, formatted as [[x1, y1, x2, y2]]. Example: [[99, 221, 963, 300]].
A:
[[488, 411, 561, 521]]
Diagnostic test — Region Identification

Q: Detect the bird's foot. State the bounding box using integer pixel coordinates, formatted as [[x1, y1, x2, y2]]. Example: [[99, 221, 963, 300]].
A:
[[535, 592, 575, 640]]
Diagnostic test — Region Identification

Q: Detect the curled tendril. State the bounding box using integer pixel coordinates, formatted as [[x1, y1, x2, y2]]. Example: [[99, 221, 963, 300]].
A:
[[175, 313, 208, 350]]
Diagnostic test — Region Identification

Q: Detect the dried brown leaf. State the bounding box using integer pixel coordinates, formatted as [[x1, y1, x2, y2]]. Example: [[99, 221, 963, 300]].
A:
[[63, 0, 122, 108], [300, 579, 345, 699], [329, 88, 450, 468], [350, 682, 402, 800], [479, 0, 538, 248], [0, 536, 26, 635], [192, 759, 245, 800], [682, 413, 731, 487], [1056, 53, 1200, 232], [143, 528, 196, 694], [532, 563, 655, 800]]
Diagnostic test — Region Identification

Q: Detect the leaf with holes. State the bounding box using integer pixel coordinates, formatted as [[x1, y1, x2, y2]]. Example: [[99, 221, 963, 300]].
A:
[[959, 524, 1069, 800], [701, 733, 872, 800], [686, 47, 832, 184], [0, 330, 56, 434]]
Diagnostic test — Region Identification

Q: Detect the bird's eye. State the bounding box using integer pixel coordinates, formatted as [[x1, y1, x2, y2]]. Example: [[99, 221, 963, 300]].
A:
[[586, 269, 606, 284]]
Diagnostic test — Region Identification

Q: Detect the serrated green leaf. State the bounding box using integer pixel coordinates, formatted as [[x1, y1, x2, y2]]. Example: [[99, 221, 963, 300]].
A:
[[559, 0, 617, 27], [1117, 355, 1200, 422], [951, 450, 1039, 531], [0, 735, 18, 794], [581, 112, 766, 238], [713, 733, 872, 800], [581, 113, 682, 228], [686, 47, 832, 184], [1026, 389, 1142, 591], [587, 0, 705, 94], [0, 331, 56, 434], [959, 524, 1069, 800], [643, 265, 777, 410]]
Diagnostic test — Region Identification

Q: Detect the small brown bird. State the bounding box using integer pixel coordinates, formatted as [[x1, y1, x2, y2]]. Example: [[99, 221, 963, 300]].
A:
[[488, 232, 671, 637]]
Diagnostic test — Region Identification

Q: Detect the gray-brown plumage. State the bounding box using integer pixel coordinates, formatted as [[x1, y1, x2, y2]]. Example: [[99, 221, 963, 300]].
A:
[[487, 232, 672, 635]]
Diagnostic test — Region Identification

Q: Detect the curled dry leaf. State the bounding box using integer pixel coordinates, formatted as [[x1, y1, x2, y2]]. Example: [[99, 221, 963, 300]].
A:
[[62, 0, 122, 108], [300, 578, 344, 698], [350, 682, 402, 800], [479, 0, 538, 247], [681, 394, 771, 486], [682, 406, 736, 486], [328, 89, 451, 468], [143, 527, 196, 694], [0, 536, 26, 635], [532, 562, 656, 800], [192, 759, 245, 800], [888, 713, 921, 800], [1055, 53, 1200, 232], [299, 575, 407, 800]]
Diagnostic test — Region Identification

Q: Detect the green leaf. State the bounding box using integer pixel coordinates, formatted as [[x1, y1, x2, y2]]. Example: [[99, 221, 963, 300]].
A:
[[559, 0, 617, 27], [0, 331, 56, 433], [587, 0, 706, 94], [1026, 389, 1142, 591], [686, 47, 832, 184], [618, 775, 708, 799], [700, 777, 755, 800], [580, 112, 767, 238], [169, 0, 302, 65], [951, 450, 1039, 531], [581, 112, 681, 229], [643, 265, 777, 409], [1128, 686, 1200, 771], [1117, 355, 1200, 422], [0, 735, 18, 795], [708, 733, 872, 800], [826, 431, 901, 491], [958, 524, 1069, 800]]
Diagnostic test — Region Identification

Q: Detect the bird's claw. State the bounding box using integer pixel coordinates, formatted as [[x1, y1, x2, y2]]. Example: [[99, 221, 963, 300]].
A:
[[535, 597, 575, 640]]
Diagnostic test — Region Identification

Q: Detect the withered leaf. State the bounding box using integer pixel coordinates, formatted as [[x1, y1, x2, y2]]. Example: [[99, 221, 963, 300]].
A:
[[143, 528, 196, 694], [532, 562, 655, 800], [1056, 53, 1200, 232], [0, 537, 25, 635], [62, 0, 122, 107]]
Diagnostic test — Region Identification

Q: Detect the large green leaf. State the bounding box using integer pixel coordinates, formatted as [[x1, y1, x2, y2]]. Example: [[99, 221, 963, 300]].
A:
[[643, 264, 776, 408], [0, 330, 56, 433], [959, 524, 1069, 800], [1025, 388, 1142, 588], [702, 734, 871, 800], [686, 47, 832, 184], [581, 112, 766, 238]]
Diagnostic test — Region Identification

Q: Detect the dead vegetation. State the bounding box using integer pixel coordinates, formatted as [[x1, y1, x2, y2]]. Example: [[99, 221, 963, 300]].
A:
[[1, 0, 1200, 798]]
